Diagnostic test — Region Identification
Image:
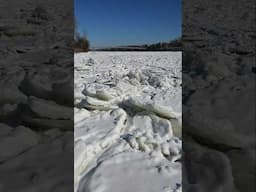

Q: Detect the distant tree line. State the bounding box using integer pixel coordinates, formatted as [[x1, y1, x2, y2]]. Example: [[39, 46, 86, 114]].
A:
[[96, 37, 182, 51], [144, 37, 181, 50]]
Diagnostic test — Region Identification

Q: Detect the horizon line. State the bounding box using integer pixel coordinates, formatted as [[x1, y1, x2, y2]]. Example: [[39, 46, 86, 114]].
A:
[[90, 37, 181, 49]]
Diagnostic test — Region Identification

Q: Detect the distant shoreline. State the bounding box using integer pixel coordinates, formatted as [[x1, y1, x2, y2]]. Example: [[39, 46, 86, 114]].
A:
[[89, 38, 182, 52], [75, 50, 182, 53], [91, 47, 181, 51], [89, 49, 182, 52], [74, 38, 182, 52]]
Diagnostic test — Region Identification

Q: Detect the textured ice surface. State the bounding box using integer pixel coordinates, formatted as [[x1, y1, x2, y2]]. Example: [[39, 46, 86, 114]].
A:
[[75, 52, 182, 192]]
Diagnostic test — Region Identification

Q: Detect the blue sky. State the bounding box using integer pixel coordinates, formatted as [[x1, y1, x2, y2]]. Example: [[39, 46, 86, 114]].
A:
[[75, 0, 181, 48]]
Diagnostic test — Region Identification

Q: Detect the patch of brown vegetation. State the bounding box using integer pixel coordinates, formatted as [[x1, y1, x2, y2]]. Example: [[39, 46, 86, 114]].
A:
[[73, 34, 90, 52]]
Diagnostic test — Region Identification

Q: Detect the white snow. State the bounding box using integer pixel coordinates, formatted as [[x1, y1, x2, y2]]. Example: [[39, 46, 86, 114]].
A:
[[74, 51, 182, 192]]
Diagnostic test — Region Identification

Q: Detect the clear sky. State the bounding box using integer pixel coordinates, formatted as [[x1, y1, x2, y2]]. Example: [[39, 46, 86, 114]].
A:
[[75, 0, 181, 48]]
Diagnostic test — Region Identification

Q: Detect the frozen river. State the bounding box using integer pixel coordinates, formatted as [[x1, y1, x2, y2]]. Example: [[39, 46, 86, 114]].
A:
[[74, 52, 182, 192]]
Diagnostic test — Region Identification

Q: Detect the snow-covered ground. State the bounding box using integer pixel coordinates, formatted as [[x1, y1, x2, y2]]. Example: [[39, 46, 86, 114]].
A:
[[74, 52, 182, 192]]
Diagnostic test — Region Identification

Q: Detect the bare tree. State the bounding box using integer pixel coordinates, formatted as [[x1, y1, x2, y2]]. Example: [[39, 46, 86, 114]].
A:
[[74, 18, 90, 52]]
